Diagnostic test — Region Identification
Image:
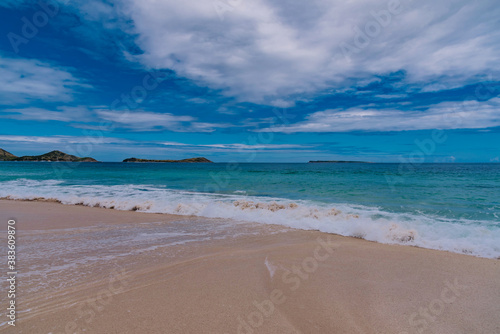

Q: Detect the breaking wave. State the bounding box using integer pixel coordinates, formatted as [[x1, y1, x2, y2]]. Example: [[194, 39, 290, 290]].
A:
[[1, 179, 499, 258]]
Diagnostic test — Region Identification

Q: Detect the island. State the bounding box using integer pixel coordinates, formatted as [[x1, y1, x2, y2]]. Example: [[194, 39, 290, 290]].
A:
[[0, 149, 99, 162], [309, 160, 371, 163], [0, 148, 16, 161], [123, 157, 213, 163]]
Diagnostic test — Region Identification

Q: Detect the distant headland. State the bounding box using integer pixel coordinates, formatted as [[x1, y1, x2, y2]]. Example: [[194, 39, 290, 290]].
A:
[[123, 157, 213, 163], [0, 148, 98, 162], [308, 160, 371, 163]]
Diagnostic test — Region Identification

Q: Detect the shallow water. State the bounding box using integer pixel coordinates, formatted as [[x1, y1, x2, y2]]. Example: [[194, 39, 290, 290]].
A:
[[1, 162, 499, 258]]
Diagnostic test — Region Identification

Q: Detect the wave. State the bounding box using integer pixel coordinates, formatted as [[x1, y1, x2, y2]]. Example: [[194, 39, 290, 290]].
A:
[[1, 179, 499, 259]]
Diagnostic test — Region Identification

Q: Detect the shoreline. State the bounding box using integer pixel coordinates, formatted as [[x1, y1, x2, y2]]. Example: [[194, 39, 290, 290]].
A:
[[1, 200, 500, 333], [1, 197, 498, 259]]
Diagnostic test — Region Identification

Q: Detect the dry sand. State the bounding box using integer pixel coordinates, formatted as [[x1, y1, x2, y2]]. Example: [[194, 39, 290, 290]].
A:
[[0, 200, 499, 334]]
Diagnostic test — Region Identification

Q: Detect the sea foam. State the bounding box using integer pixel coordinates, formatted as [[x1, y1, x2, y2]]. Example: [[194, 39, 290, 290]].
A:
[[1, 179, 499, 259]]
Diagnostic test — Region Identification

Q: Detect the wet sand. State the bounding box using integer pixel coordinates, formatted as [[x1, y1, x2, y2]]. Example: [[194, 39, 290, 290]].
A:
[[0, 200, 499, 334]]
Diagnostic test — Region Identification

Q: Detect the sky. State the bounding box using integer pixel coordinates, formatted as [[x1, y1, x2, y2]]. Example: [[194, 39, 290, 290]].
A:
[[0, 0, 499, 162]]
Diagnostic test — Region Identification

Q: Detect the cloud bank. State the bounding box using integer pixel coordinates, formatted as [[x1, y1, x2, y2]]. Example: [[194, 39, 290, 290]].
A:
[[0, 56, 87, 103], [257, 98, 500, 132], [76, 0, 500, 105]]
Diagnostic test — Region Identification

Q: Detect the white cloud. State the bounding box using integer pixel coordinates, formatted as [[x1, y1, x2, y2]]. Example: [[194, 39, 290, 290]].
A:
[[159, 141, 314, 153], [257, 98, 500, 132], [202, 143, 308, 150], [96, 109, 226, 132], [0, 135, 310, 152], [70, 0, 499, 105], [161, 141, 189, 146], [0, 56, 88, 103], [162, 141, 309, 150], [0, 105, 227, 133], [0, 135, 130, 144], [4, 1, 500, 106], [187, 97, 210, 104], [1, 106, 92, 122], [374, 94, 408, 99], [269, 99, 295, 108]]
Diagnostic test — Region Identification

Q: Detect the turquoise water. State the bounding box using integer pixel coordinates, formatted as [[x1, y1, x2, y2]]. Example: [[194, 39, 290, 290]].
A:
[[1, 162, 499, 257]]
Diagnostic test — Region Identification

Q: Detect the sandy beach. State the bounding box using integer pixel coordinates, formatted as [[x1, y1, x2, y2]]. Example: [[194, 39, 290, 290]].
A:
[[2, 0, 500, 333], [1, 199, 499, 334]]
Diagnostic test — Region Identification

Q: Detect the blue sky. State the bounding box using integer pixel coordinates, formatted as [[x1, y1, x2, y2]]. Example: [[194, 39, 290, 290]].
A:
[[0, 0, 499, 162]]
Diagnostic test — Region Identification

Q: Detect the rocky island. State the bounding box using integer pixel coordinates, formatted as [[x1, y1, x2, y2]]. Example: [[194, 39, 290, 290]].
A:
[[123, 157, 213, 163], [0, 149, 98, 162], [0, 148, 16, 161]]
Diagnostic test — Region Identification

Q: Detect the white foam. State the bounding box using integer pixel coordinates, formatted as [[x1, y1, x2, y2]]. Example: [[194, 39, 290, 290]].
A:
[[1, 179, 499, 258], [264, 257, 277, 279]]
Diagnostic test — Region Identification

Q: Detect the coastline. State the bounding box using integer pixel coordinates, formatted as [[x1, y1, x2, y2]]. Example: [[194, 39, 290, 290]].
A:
[[1, 199, 499, 333]]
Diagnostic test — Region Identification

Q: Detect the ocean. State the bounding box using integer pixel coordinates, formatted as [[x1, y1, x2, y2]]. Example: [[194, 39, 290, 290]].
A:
[[1, 162, 499, 258]]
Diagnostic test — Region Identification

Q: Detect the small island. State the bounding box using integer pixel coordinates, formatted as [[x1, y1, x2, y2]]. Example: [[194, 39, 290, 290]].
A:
[[123, 157, 213, 163], [0, 148, 16, 161], [309, 160, 371, 163], [0, 148, 98, 162]]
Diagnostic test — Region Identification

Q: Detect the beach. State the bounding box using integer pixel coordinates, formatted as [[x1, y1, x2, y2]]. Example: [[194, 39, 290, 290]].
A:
[[1, 199, 499, 334], [2, 0, 500, 332]]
